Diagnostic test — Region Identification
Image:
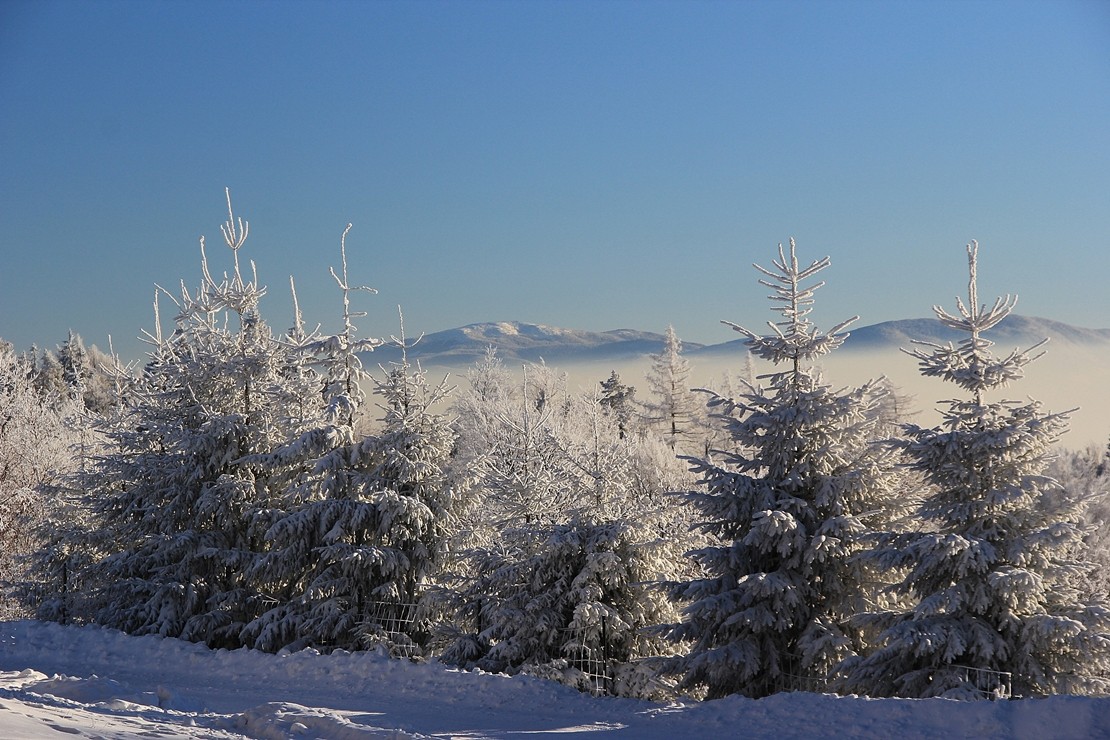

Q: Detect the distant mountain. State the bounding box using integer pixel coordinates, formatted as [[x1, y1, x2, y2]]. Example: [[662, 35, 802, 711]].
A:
[[363, 316, 1110, 368], [690, 315, 1110, 358], [365, 321, 704, 366], [845, 315, 1110, 350]]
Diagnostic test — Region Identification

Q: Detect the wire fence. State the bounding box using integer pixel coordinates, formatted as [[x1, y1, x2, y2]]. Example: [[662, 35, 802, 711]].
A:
[[361, 600, 421, 658], [952, 664, 1012, 700], [560, 621, 614, 696], [773, 653, 837, 695], [355, 603, 1015, 701], [773, 658, 1013, 700]]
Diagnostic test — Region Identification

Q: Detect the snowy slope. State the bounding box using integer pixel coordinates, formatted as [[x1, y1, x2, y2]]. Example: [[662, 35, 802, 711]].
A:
[[0, 620, 1107, 739]]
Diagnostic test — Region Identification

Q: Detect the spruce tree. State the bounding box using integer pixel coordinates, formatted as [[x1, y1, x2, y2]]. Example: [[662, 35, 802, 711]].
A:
[[241, 229, 460, 655], [68, 192, 325, 646], [33, 349, 67, 400], [444, 360, 692, 696], [838, 242, 1110, 698], [643, 326, 700, 453], [251, 337, 459, 653], [662, 239, 895, 699], [599, 371, 637, 440], [57, 330, 89, 400], [0, 341, 81, 619], [236, 225, 384, 652]]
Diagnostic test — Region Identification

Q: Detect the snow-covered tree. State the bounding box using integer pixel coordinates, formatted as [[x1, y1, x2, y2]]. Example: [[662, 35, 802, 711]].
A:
[[1047, 445, 1110, 603], [57, 330, 89, 397], [643, 326, 701, 453], [0, 341, 81, 619], [26, 351, 129, 625], [81, 343, 120, 415], [443, 360, 694, 695], [244, 330, 460, 653], [838, 241, 1110, 698], [457, 361, 576, 533], [444, 517, 679, 697], [67, 191, 326, 646], [234, 225, 463, 656], [599, 371, 637, 440], [662, 239, 896, 699], [32, 348, 67, 400], [28, 334, 118, 415]]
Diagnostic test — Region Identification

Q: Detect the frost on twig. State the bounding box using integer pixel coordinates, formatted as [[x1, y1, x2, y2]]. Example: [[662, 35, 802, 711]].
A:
[[724, 238, 857, 385], [902, 241, 1046, 399]]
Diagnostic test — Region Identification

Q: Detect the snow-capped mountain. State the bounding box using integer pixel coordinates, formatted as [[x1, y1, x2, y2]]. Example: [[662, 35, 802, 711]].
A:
[[364, 316, 1110, 368], [366, 321, 704, 366]]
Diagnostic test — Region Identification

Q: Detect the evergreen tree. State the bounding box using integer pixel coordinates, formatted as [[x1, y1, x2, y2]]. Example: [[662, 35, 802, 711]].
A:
[[245, 334, 460, 653], [67, 191, 325, 646], [460, 362, 575, 531], [0, 341, 81, 619], [57, 330, 89, 398], [27, 350, 130, 625], [1047, 445, 1110, 603], [444, 516, 679, 697], [446, 348, 517, 549], [239, 230, 462, 656], [643, 326, 700, 453], [52, 331, 118, 414], [33, 349, 67, 400], [838, 242, 1110, 698], [598, 371, 636, 440], [444, 360, 694, 695], [82, 342, 120, 415], [662, 239, 896, 699]]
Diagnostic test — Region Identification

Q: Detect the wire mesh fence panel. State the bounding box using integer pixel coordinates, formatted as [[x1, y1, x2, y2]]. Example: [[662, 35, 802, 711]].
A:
[[774, 669, 833, 695], [561, 641, 612, 696], [560, 619, 615, 696], [952, 664, 1012, 700], [772, 652, 838, 695], [361, 600, 421, 658]]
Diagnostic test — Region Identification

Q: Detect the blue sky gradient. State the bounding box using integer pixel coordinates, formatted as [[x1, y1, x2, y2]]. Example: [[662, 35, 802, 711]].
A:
[[2, 0, 1108, 359]]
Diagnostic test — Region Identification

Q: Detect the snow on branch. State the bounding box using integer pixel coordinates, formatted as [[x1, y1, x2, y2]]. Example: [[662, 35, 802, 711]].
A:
[[902, 241, 1047, 398], [724, 238, 857, 370]]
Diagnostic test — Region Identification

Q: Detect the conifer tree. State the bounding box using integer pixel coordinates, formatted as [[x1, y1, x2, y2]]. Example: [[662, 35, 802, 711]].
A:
[[662, 239, 895, 699], [838, 242, 1110, 698], [445, 516, 679, 696], [248, 330, 460, 653], [57, 330, 89, 398], [240, 227, 461, 655], [53, 331, 118, 414], [459, 362, 574, 532], [1047, 446, 1110, 604], [0, 341, 80, 619], [443, 360, 693, 695], [33, 349, 67, 400], [599, 371, 637, 440], [643, 326, 700, 453], [67, 191, 325, 646], [234, 225, 384, 652]]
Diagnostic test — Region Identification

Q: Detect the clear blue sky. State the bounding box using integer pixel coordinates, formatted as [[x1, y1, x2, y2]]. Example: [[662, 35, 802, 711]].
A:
[[2, 0, 1108, 360]]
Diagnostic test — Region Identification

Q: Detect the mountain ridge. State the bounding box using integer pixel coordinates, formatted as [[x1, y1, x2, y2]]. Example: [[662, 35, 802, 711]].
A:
[[364, 316, 1110, 367]]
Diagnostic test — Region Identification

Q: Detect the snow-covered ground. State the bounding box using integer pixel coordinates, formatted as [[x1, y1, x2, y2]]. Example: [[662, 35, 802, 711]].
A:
[[0, 621, 1107, 739]]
